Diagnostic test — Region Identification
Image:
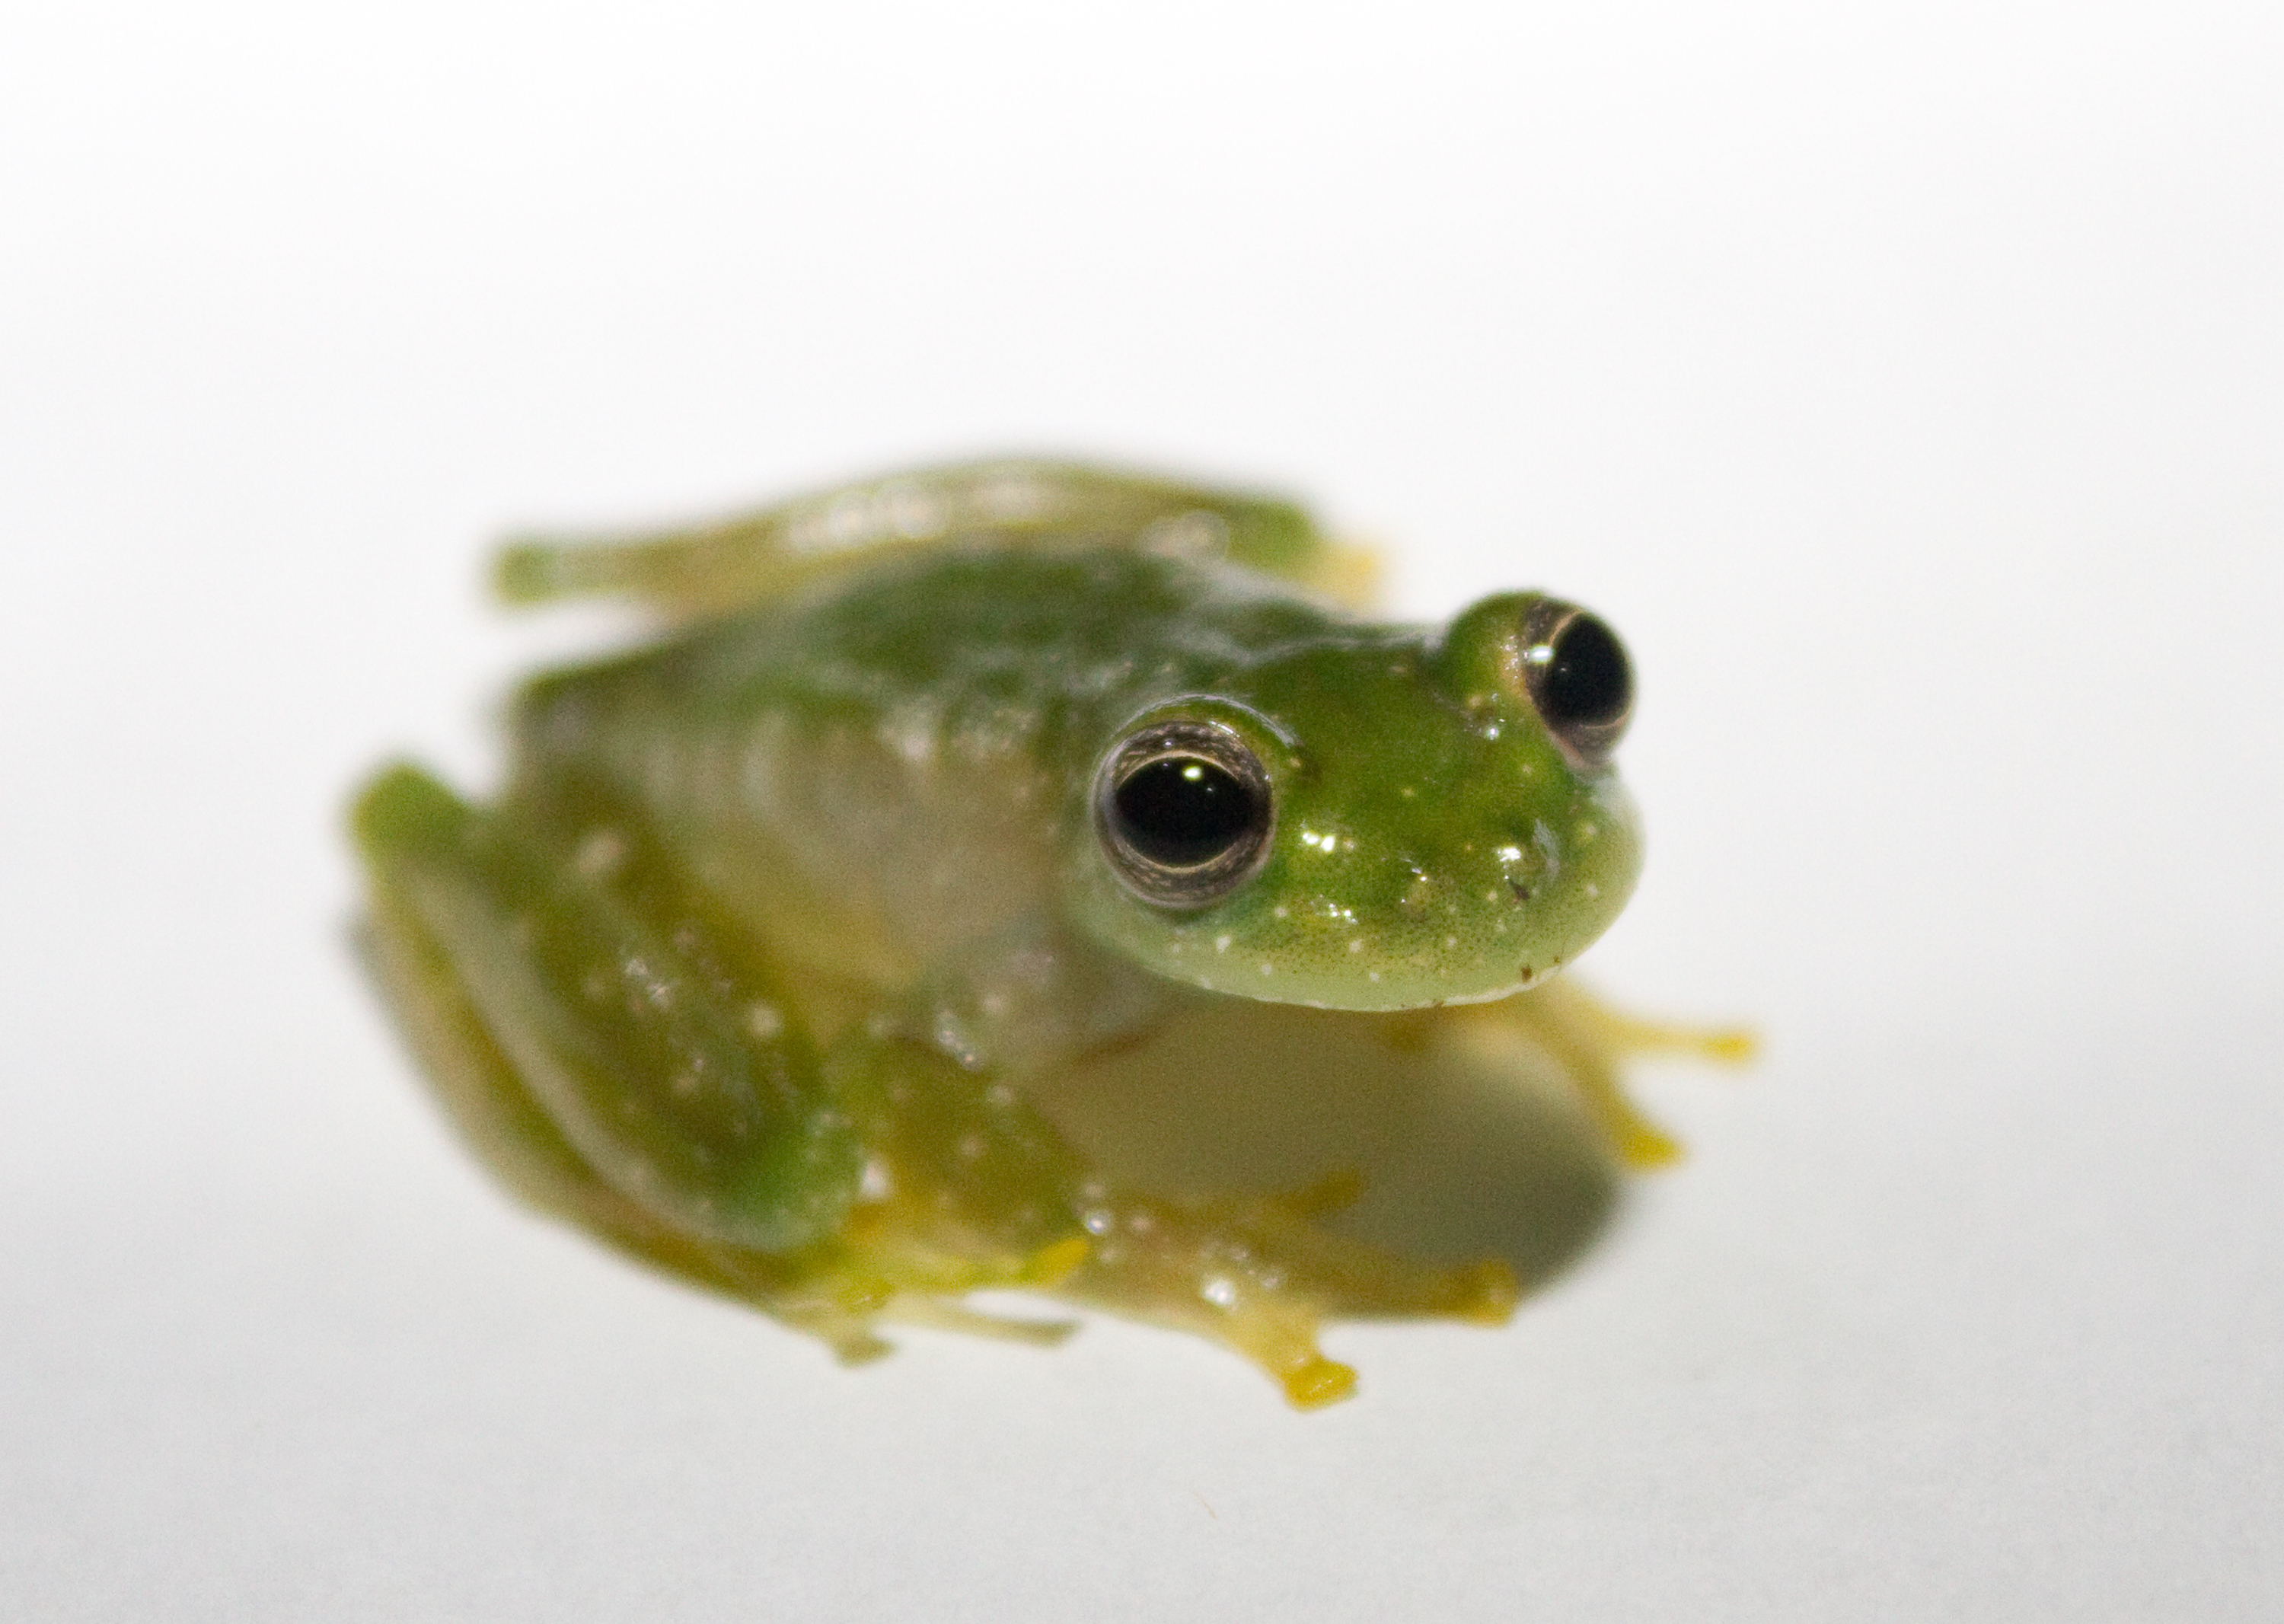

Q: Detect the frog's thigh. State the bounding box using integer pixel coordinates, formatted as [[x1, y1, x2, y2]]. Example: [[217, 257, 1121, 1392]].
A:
[[351, 764, 863, 1259], [359, 854, 840, 1319], [493, 458, 1351, 614]]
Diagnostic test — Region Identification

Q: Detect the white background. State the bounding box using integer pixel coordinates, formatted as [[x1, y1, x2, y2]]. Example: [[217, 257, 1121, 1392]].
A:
[[5, 2, 2279, 1617]]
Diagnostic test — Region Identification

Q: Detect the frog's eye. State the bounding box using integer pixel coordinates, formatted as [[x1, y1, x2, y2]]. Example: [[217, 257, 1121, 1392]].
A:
[[1519, 598, 1633, 764], [1095, 720, 1275, 908]]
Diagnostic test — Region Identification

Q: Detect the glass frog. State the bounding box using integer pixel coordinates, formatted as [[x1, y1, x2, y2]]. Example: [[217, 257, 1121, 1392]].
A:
[[351, 459, 1748, 1407]]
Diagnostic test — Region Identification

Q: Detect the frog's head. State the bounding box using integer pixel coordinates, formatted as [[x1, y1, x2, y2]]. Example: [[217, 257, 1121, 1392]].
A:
[[1061, 593, 1644, 1011]]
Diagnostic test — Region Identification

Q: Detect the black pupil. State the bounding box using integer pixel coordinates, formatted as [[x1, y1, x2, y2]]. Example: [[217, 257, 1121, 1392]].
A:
[[1543, 614, 1632, 726], [1112, 756, 1259, 867]]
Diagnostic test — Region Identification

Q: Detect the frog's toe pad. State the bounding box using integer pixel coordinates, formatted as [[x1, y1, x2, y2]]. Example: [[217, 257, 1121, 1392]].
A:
[[1700, 1028, 1759, 1064], [1615, 1118, 1686, 1169], [827, 1330, 897, 1366], [1452, 1260, 1523, 1324], [1281, 1356, 1359, 1409]]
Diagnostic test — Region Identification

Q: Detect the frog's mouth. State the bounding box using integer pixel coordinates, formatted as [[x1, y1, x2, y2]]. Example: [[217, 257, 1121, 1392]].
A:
[[1071, 785, 1642, 1016]]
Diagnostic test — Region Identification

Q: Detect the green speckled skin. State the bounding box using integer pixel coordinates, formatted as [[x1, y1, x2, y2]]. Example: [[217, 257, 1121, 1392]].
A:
[[352, 460, 1743, 1406]]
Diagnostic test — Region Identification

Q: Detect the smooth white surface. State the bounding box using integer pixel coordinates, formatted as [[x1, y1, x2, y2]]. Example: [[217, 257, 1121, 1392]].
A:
[[4, 2, 2279, 1617]]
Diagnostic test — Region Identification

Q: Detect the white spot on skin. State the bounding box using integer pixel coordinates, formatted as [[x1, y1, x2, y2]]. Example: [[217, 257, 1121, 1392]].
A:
[[1140, 509, 1231, 559], [1367, 970, 1382, 984], [746, 1002, 783, 1039], [1215, 934, 1232, 952], [1201, 1276, 1239, 1308], [573, 828, 627, 878], [1399, 786, 1415, 799], [1348, 939, 1364, 953], [872, 486, 936, 540], [1584, 882, 1600, 899], [880, 699, 942, 767], [1272, 905, 1288, 919], [624, 957, 675, 1010], [1258, 962, 1274, 976]]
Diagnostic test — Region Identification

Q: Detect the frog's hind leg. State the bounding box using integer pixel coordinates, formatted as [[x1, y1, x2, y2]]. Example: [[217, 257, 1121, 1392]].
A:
[[356, 761, 1111, 1366], [806, 1004, 1499, 1406], [350, 761, 910, 1358], [356, 838, 901, 1356], [493, 457, 1371, 618]]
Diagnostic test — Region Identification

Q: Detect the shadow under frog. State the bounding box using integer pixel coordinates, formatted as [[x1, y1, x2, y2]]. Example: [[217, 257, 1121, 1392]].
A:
[[1029, 997, 1620, 1294]]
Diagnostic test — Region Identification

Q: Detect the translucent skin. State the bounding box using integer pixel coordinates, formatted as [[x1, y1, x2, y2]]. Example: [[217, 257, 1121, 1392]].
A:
[[352, 460, 1740, 1406]]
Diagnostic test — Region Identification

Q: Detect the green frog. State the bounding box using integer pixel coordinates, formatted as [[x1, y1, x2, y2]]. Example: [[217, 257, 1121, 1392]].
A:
[[352, 459, 1746, 1407]]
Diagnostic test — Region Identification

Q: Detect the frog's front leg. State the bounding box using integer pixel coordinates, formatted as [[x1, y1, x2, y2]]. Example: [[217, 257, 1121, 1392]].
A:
[[1454, 979, 1757, 1168], [844, 940, 1523, 1408], [493, 457, 1370, 617], [841, 1011, 1522, 1408], [1050, 1178, 1523, 1409]]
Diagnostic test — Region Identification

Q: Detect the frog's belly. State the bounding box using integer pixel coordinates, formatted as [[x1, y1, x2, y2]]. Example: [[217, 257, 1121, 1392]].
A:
[[573, 700, 1068, 1010]]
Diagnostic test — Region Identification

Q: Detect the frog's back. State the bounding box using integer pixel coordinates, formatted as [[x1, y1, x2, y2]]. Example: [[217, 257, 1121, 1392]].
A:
[[509, 541, 1353, 996]]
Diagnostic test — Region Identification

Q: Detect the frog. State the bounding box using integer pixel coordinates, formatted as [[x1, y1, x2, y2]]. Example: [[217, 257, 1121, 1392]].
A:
[[350, 458, 1749, 1408]]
